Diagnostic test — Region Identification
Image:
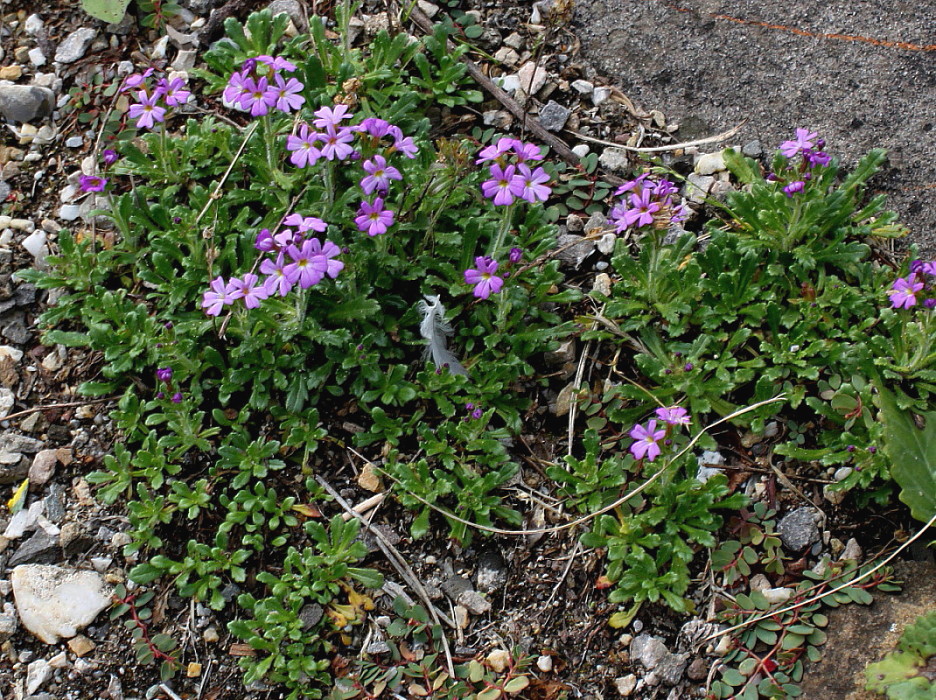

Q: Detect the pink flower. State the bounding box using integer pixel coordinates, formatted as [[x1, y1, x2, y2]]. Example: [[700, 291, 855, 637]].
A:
[[779, 128, 819, 158], [260, 253, 294, 297], [308, 238, 344, 278], [624, 189, 660, 228], [476, 137, 515, 164], [202, 276, 237, 316], [283, 214, 327, 233], [888, 273, 924, 309], [464, 256, 504, 299], [229, 273, 270, 309], [79, 175, 107, 193], [127, 90, 166, 130], [628, 420, 666, 461], [256, 55, 297, 72], [158, 77, 191, 107], [318, 124, 355, 161], [312, 104, 352, 130], [121, 68, 154, 92], [240, 76, 274, 117], [223, 70, 252, 108], [286, 124, 323, 168], [654, 406, 691, 426]]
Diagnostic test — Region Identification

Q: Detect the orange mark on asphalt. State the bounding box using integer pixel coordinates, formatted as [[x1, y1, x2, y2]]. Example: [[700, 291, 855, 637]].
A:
[[656, 1, 936, 51]]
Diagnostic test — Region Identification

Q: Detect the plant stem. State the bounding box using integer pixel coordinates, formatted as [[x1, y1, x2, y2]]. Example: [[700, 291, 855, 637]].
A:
[[489, 204, 514, 258]]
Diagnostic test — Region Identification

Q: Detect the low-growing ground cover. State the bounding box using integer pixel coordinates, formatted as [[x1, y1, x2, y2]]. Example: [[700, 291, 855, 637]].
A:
[[10, 3, 936, 699]]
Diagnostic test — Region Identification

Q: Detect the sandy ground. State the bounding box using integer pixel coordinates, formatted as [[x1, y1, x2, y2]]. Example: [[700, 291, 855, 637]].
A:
[[572, 0, 936, 256]]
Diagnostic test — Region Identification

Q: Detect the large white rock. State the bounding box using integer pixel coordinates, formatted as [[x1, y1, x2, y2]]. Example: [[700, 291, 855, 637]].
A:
[[12, 565, 112, 643]]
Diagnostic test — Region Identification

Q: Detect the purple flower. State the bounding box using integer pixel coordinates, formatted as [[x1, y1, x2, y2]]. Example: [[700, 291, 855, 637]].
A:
[[230, 273, 270, 309], [355, 198, 395, 236], [510, 164, 551, 203], [888, 273, 924, 309], [683, 362, 694, 371], [284, 240, 329, 288], [393, 135, 419, 159], [471, 408, 483, 419], [318, 124, 355, 161], [804, 150, 831, 168], [79, 175, 107, 193], [260, 252, 294, 296], [358, 117, 393, 138], [255, 228, 276, 252], [268, 73, 305, 113], [286, 124, 323, 168], [464, 256, 504, 299], [121, 68, 154, 92], [102, 149, 119, 165], [629, 420, 666, 461], [256, 55, 297, 72], [158, 77, 191, 107], [239, 76, 275, 117], [925, 298, 936, 309], [625, 189, 661, 228], [202, 276, 237, 316], [156, 367, 173, 382], [171, 392, 183, 404], [476, 138, 515, 164], [652, 179, 678, 198], [127, 90, 166, 130], [920, 261, 936, 276], [509, 247, 523, 263], [312, 104, 352, 130], [614, 173, 650, 197], [654, 405, 691, 426], [360, 155, 403, 195], [223, 70, 252, 108], [779, 128, 818, 158], [783, 180, 805, 197], [283, 214, 328, 233], [512, 141, 544, 163], [308, 238, 344, 278], [481, 164, 521, 206]]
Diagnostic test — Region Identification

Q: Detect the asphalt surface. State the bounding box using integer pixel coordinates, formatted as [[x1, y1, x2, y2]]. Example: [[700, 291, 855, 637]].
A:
[[573, 0, 936, 255]]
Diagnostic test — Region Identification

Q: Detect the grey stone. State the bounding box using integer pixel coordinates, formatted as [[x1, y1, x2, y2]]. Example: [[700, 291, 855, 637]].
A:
[[65, 136, 83, 148], [298, 603, 323, 630], [12, 564, 112, 644], [14, 282, 37, 306], [440, 575, 473, 600], [0, 181, 9, 203], [10, 530, 61, 567], [598, 147, 630, 174], [0, 610, 17, 642], [0, 433, 44, 455], [538, 100, 571, 132], [55, 27, 97, 64], [44, 484, 66, 524], [28, 48, 47, 68], [268, 0, 308, 32], [695, 150, 726, 175], [554, 232, 595, 268], [60, 522, 96, 558], [545, 339, 575, 366], [2, 316, 31, 344], [741, 140, 763, 158], [26, 658, 53, 695], [24, 14, 44, 36], [0, 388, 13, 419], [0, 85, 55, 123], [517, 61, 547, 95], [455, 589, 491, 615], [684, 173, 714, 204], [777, 506, 821, 552], [475, 549, 508, 594], [571, 79, 594, 95], [631, 634, 669, 670]]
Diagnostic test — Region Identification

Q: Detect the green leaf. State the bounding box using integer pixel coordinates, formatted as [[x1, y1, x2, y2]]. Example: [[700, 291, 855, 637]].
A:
[[80, 0, 131, 23], [44, 330, 90, 347], [877, 383, 936, 522]]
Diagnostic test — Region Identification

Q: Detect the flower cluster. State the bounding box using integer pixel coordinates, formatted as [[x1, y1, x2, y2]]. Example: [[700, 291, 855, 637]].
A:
[[222, 55, 304, 116], [628, 405, 691, 462], [608, 173, 688, 233], [202, 212, 343, 315], [154, 366, 182, 403], [772, 128, 832, 197], [477, 137, 551, 206], [888, 260, 936, 309], [122, 69, 192, 130]]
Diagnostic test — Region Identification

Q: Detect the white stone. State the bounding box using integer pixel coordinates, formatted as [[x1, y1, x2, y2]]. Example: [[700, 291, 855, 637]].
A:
[[4, 500, 45, 539], [495, 74, 521, 94], [597, 232, 617, 255], [571, 144, 590, 157], [12, 565, 112, 644], [0, 388, 13, 418], [10, 218, 35, 232], [48, 650, 69, 668], [0, 346, 23, 363], [150, 35, 170, 61], [65, 136, 83, 148], [26, 658, 53, 695], [516, 62, 547, 95], [28, 48, 47, 68], [571, 79, 594, 95], [592, 272, 612, 297], [22, 229, 47, 259], [598, 147, 629, 173], [24, 14, 44, 36], [536, 654, 553, 672], [592, 86, 612, 106], [834, 466, 853, 482], [761, 587, 793, 605], [58, 204, 81, 221], [614, 674, 637, 696], [695, 150, 726, 175], [55, 27, 97, 64]]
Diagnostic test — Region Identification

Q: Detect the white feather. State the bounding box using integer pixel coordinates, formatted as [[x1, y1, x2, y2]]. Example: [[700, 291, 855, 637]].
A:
[[417, 295, 467, 376]]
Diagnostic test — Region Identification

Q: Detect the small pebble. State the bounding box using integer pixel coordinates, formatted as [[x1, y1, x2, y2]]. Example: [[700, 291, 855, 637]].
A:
[[65, 136, 83, 148], [536, 654, 553, 672]]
